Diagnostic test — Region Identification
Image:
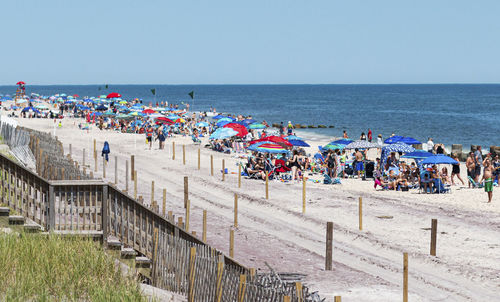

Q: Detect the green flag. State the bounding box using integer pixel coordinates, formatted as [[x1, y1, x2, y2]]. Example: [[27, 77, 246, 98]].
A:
[[98, 86, 101, 91], [188, 91, 194, 99], [151, 88, 156, 96], [105, 84, 109, 89]]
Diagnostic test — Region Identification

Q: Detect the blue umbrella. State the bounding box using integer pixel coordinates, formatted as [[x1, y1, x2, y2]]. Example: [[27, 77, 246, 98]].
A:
[[384, 136, 404, 144], [248, 123, 267, 129], [330, 139, 353, 145], [217, 117, 233, 123], [421, 155, 458, 165], [241, 119, 257, 126], [288, 139, 310, 147], [385, 136, 421, 145], [401, 150, 433, 159], [195, 122, 209, 127], [212, 115, 226, 119], [95, 104, 108, 111], [21, 106, 40, 114], [321, 144, 345, 151], [210, 128, 238, 139], [284, 135, 304, 141], [216, 120, 232, 127]]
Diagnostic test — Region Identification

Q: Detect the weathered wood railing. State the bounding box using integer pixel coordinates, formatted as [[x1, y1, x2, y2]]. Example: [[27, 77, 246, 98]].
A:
[[0, 153, 309, 301]]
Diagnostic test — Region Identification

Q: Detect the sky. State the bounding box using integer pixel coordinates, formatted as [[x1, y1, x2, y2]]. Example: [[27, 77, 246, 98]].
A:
[[1, 0, 499, 85]]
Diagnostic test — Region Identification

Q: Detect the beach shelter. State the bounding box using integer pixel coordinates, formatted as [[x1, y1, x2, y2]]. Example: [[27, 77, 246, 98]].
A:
[[421, 155, 458, 165], [401, 150, 433, 159], [345, 140, 379, 149], [288, 139, 310, 147], [223, 123, 248, 137], [209, 128, 238, 139]]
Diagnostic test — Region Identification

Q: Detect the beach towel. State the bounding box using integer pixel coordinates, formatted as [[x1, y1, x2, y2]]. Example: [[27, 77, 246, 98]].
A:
[[102, 141, 110, 162]]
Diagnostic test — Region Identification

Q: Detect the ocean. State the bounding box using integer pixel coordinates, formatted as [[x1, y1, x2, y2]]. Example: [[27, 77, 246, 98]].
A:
[[1, 84, 499, 149]]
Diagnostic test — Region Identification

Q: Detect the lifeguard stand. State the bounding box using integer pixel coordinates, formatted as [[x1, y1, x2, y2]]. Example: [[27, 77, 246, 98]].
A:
[[15, 81, 26, 104]]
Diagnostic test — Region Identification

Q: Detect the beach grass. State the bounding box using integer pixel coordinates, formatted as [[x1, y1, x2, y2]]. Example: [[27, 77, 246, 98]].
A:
[[0, 232, 146, 301]]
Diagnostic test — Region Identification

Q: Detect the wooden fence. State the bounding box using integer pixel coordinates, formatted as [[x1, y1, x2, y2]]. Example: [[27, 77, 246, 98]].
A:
[[0, 152, 310, 301]]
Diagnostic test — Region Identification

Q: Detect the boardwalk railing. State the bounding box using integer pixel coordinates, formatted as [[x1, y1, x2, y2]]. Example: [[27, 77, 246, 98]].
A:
[[0, 152, 312, 301]]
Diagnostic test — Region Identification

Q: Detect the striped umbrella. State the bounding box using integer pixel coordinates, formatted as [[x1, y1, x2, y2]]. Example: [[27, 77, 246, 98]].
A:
[[382, 142, 415, 153], [345, 140, 379, 149], [248, 143, 290, 154]]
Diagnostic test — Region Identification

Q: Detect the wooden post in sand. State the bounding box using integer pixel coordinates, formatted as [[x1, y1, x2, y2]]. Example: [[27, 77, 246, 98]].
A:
[[210, 155, 214, 176], [134, 171, 137, 199], [302, 177, 306, 214], [125, 160, 129, 192], [185, 199, 190, 232], [69, 144, 72, 157], [184, 176, 188, 208], [265, 173, 269, 199], [325, 221, 333, 270], [162, 189, 166, 217], [182, 145, 186, 165], [229, 228, 234, 258], [93, 139, 96, 155], [295, 282, 303, 302], [202, 210, 207, 241], [177, 217, 184, 229], [334, 297, 341, 302], [197, 149, 201, 170], [222, 159, 225, 181], [403, 252, 408, 302], [359, 197, 363, 231], [234, 194, 238, 228], [130, 155, 135, 181], [172, 142, 176, 160], [238, 165, 241, 188], [151, 181, 155, 205], [114, 156, 118, 185], [83, 148, 86, 166], [94, 150, 97, 172], [103, 157, 106, 178], [283, 297, 291, 302], [430, 219, 437, 256]]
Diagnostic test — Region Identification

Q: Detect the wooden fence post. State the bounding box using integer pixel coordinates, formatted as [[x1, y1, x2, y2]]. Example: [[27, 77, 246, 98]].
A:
[[94, 150, 97, 172], [359, 197, 363, 231], [265, 173, 269, 199], [151, 180, 155, 205], [172, 141, 175, 160], [296, 282, 303, 302], [134, 170, 137, 199], [69, 143, 72, 157], [114, 156, 118, 185], [188, 247, 196, 302], [222, 159, 225, 181], [152, 227, 159, 285], [238, 274, 247, 302], [183, 145, 186, 165], [234, 194, 238, 228], [403, 252, 408, 302], [229, 228, 234, 258], [162, 189, 166, 217], [102, 157, 106, 178], [430, 219, 437, 256], [210, 155, 214, 176], [93, 139, 96, 155], [215, 255, 224, 302], [185, 199, 190, 232], [83, 148, 85, 166], [131, 155, 134, 181], [325, 221, 333, 270], [334, 297, 341, 302], [284, 296, 291, 302], [202, 210, 207, 241], [238, 165, 241, 188], [302, 177, 306, 214], [184, 176, 188, 208], [178, 216, 184, 229], [197, 148, 200, 170]]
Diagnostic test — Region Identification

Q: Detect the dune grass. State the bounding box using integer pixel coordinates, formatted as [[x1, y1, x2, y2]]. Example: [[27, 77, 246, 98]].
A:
[[0, 232, 147, 301]]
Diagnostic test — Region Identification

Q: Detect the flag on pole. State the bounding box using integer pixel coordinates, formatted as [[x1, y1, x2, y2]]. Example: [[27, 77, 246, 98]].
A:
[[151, 88, 156, 96], [98, 86, 101, 91], [188, 91, 194, 99]]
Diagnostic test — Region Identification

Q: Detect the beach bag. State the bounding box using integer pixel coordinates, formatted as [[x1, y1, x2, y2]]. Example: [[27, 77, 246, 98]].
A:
[[323, 174, 332, 184]]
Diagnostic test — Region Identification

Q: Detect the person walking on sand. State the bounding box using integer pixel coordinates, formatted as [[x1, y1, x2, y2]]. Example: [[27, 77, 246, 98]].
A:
[[157, 124, 165, 150], [466, 151, 476, 188], [368, 129, 372, 142], [451, 153, 465, 185], [146, 124, 154, 150], [481, 157, 493, 202], [427, 138, 434, 153], [287, 121, 294, 135], [474, 146, 483, 183]]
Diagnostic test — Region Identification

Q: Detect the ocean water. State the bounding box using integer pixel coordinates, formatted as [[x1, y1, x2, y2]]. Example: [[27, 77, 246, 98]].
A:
[[1, 84, 499, 149]]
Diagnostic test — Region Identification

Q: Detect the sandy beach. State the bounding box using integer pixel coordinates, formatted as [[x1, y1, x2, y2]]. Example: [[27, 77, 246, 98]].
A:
[[11, 115, 499, 301]]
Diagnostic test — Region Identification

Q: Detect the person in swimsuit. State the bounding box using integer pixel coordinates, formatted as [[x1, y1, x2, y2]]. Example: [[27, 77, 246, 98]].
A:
[[481, 157, 493, 203], [466, 152, 476, 188], [451, 153, 465, 185], [343, 130, 348, 139], [287, 149, 302, 180]]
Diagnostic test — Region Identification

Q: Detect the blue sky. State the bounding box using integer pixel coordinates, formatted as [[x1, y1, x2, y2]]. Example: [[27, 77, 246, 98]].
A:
[[1, 0, 499, 84]]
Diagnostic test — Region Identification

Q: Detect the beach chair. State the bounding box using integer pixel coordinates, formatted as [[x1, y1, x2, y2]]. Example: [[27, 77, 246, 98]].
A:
[[433, 178, 451, 194]]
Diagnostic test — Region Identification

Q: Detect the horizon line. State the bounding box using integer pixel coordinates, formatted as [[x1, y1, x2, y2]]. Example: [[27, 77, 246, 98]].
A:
[[1, 82, 500, 86]]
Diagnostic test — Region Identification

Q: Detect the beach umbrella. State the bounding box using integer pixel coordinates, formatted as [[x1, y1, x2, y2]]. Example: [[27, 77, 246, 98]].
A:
[[322, 144, 345, 151], [288, 139, 310, 147], [248, 143, 290, 154], [21, 107, 40, 114], [64, 100, 74, 104], [167, 114, 180, 120], [241, 119, 257, 126], [345, 140, 379, 149], [385, 136, 421, 145], [216, 120, 232, 127], [106, 92, 121, 99], [103, 111, 115, 116], [382, 142, 415, 153], [142, 109, 156, 114], [401, 150, 433, 159], [223, 123, 248, 137], [175, 118, 186, 123], [212, 115, 226, 119], [248, 123, 267, 129], [116, 114, 133, 120], [209, 128, 238, 139], [95, 104, 108, 111], [195, 122, 209, 127], [250, 136, 293, 147], [34, 104, 49, 109], [384, 136, 404, 144], [16, 99, 27, 104], [156, 117, 174, 124], [284, 135, 303, 140], [421, 155, 458, 165], [217, 117, 233, 123], [330, 139, 353, 145]]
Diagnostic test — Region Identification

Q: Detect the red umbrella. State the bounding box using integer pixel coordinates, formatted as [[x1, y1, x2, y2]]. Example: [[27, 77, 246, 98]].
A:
[[73, 94, 79, 97], [223, 123, 248, 137], [16, 81, 25, 85], [156, 117, 174, 124], [106, 92, 121, 98], [250, 135, 292, 147], [142, 109, 156, 114]]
